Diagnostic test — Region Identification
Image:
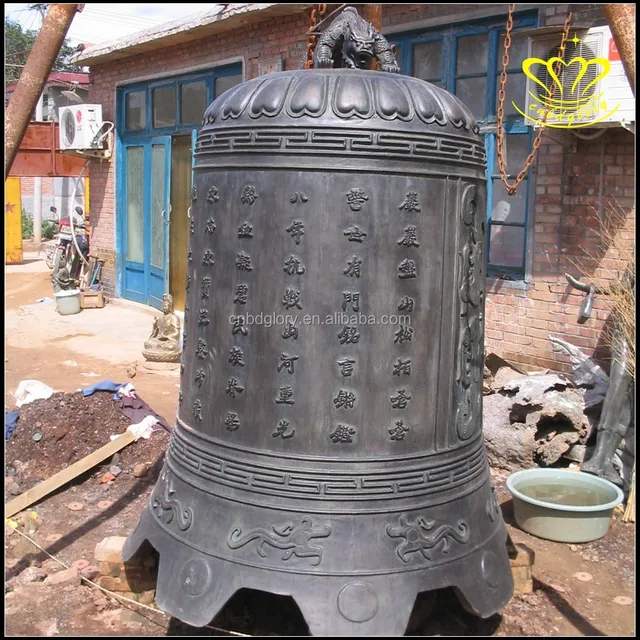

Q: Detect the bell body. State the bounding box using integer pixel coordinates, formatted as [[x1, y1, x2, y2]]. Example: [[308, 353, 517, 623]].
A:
[[124, 69, 514, 635]]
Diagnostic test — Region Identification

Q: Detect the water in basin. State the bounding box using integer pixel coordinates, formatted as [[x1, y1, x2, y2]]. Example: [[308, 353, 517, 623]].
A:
[[517, 482, 614, 507]]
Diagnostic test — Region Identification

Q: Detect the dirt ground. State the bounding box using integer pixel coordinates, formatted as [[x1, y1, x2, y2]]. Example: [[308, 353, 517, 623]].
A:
[[5, 266, 179, 422], [4, 254, 636, 637]]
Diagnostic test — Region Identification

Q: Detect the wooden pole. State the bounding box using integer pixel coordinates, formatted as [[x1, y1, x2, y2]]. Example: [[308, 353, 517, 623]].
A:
[[603, 4, 636, 97], [5, 4, 84, 179]]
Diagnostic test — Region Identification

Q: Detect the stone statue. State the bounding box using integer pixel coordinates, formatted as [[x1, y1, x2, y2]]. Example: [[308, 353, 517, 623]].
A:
[[142, 293, 181, 363], [314, 6, 400, 73], [564, 272, 635, 487]]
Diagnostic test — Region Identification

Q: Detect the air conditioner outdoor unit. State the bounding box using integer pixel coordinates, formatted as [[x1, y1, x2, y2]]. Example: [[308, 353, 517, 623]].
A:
[[524, 26, 634, 128], [58, 104, 103, 150]]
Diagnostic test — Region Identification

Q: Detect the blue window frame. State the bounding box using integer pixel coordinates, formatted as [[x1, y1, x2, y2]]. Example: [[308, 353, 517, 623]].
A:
[[115, 63, 243, 305], [117, 63, 243, 141], [390, 11, 538, 279]]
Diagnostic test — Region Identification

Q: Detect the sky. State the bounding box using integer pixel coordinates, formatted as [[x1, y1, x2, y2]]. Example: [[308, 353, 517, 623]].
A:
[[5, 3, 216, 47]]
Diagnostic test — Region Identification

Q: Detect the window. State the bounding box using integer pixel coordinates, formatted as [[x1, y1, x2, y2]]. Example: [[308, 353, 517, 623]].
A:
[[180, 80, 207, 126], [125, 146, 144, 262], [119, 63, 243, 137], [214, 74, 243, 97], [125, 90, 146, 131], [152, 85, 176, 128], [390, 12, 537, 279]]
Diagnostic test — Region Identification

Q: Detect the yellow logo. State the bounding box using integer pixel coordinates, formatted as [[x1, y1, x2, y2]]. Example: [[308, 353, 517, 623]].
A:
[[513, 37, 621, 128]]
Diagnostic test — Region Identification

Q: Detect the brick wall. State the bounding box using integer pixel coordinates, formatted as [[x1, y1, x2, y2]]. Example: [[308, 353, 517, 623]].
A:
[[20, 177, 55, 197], [87, 11, 311, 301], [485, 129, 635, 374], [86, 4, 635, 373]]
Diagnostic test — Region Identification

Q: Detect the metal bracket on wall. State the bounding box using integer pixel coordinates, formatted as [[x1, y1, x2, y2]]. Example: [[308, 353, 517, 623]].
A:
[[65, 131, 114, 161], [539, 127, 577, 153]]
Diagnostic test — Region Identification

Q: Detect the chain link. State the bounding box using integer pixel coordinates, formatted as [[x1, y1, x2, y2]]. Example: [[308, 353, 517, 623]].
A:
[[496, 5, 572, 195], [305, 4, 328, 69]]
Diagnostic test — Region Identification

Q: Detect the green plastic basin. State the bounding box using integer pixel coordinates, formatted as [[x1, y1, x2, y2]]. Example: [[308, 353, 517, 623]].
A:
[[506, 469, 623, 543]]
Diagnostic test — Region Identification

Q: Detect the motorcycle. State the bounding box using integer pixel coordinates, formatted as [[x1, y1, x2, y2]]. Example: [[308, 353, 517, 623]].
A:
[[40, 206, 61, 269], [50, 204, 91, 290]]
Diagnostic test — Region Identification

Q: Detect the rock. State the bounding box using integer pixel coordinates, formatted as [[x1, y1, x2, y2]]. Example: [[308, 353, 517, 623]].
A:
[[41, 559, 60, 573], [95, 536, 127, 564], [485, 352, 527, 376], [9, 482, 22, 496], [93, 595, 109, 611], [18, 566, 47, 585], [569, 544, 579, 552], [45, 567, 79, 585], [564, 444, 589, 463], [21, 511, 42, 534], [45, 533, 63, 543], [483, 394, 538, 471], [133, 463, 149, 478], [101, 472, 116, 484], [127, 362, 137, 379], [80, 565, 100, 581], [120, 609, 148, 626], [72, 559, 90, 571], [549, 336, 609, 409], [491, 366, 527, 391], [109, 465, 122, 477], [138, 589, 156, 605], [483, 374, 588, 471], [35, 619, 59, 637], [501, 373, 572, 400]]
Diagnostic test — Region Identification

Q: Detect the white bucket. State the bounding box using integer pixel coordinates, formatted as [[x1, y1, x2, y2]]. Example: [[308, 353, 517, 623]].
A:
[[55, 289, 82, 315]]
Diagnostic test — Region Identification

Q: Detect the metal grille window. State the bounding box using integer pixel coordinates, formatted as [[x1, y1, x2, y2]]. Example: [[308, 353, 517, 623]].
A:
[[391, 12, 538, 279]]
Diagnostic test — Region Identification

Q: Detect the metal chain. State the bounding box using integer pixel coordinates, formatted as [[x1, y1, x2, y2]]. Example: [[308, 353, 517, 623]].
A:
[[305, 4, 327, 69], [496, 5, 572, 195]]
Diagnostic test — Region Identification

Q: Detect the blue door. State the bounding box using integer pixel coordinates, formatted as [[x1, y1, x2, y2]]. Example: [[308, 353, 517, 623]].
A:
[[117, 63, 243, 308], [121, 137, 171, 309], [149, 136, 171, 308]]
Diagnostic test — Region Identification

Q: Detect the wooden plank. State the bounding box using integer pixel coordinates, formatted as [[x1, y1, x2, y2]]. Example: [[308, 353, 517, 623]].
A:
[[5, 430, 136, 518]]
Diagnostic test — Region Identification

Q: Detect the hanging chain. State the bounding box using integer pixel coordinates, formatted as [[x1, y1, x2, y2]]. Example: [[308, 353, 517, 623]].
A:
[[496, 5, 572, 195], [305, 4, 327, 69]]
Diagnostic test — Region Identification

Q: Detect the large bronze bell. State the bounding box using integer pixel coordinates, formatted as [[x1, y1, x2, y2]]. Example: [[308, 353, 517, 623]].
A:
[[124, 11, 513, 635]]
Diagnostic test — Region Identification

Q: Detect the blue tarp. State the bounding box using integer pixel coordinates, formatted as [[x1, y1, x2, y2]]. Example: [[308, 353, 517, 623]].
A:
[[5, 411, 19, 439], [82, 379, 127, 400]]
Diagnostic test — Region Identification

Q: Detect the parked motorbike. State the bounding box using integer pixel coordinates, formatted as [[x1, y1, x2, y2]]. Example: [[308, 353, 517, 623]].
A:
[[50, 205, 91, 291], [40, 206, 61, 269]]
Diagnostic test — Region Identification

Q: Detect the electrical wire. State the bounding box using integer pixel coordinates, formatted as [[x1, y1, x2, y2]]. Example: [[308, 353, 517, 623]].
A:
[[77, 7, 164, 28], [83, 7, 164, 24]]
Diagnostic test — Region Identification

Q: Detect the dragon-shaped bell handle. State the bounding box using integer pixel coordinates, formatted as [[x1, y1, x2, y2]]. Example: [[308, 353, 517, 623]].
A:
[[313, 6, 400, 73]]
